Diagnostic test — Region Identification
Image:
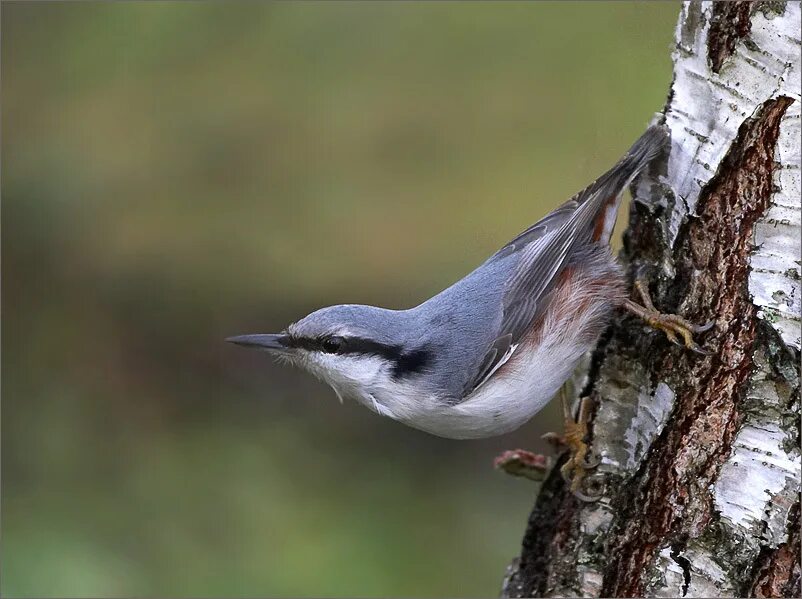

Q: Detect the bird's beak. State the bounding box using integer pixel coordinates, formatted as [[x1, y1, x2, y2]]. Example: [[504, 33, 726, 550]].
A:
[[225, 333, 292, 353]]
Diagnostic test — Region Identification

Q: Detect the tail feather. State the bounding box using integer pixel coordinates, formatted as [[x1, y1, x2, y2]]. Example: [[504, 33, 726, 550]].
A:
[[592, 124, 667, 200], [615, 124, 668, 184], [583, 124, 668, 243], [491, 124, 669, 258]]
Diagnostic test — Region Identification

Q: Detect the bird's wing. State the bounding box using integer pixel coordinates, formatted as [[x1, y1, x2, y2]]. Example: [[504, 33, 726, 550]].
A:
[[461, 125, 667, 397]]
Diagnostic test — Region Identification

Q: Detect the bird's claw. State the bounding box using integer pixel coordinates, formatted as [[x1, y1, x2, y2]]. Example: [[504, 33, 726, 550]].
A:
[[581, 451, 601, 470], [625, 278, 714, 355], [504, 390, 604, 500], [560, 458, 598, 483], [562, 471, 605, 502], [549, 392, 604, 502], [646, 311, 713, 355], [541, 431, 566, 449]]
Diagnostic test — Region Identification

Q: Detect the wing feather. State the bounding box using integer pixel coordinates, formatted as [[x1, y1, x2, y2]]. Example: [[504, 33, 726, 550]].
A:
[[462, 125, 667, 397]]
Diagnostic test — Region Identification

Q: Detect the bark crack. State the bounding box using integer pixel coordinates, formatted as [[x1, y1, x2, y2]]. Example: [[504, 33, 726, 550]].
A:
[[670, 544, 692, 597]]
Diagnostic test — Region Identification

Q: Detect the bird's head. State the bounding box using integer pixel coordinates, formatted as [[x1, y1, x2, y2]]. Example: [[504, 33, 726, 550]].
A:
[[227, 304, 433, 408]]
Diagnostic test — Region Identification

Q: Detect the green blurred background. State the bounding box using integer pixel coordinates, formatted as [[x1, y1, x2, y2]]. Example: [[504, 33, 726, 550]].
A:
[[2, 1, 677, 596]]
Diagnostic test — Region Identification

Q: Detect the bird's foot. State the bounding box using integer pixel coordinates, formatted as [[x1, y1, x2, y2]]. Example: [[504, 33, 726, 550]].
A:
[[496, 389, 603, 500], [547, 394, 603, 502], [624, 278, 714, 355], [494, 449, 550, 482]]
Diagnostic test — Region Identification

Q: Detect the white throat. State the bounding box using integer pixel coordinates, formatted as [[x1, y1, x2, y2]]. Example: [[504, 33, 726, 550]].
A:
[[298, 351, 406, 418]]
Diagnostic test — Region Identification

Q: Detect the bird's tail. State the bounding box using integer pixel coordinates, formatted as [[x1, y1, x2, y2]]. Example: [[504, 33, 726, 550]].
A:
[[582, 124, 668, 244], [614, 124, 668, 183]]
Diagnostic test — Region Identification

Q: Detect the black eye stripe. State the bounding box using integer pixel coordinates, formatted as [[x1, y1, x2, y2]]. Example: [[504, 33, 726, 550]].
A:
[[285, 335, 432, 378], [322, 336, 345, 353], [390, 348, 432, 378]]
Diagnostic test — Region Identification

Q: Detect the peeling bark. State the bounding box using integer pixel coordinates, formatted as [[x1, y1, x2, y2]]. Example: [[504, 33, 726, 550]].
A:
[[502, 2, 800, 597]]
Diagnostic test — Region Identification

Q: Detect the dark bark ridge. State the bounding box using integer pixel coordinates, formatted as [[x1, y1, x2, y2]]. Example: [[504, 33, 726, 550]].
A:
[[707, 1, 753, 73], [707, 1, 788, 74], [748, 501, 801, 598]]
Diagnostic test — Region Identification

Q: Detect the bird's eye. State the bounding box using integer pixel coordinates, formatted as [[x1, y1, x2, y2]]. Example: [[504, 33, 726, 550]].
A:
[[322, 336, 345, 354]]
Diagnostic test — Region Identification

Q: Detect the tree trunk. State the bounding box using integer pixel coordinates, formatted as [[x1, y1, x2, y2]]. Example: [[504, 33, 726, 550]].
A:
[[501, 2, 800, 597]]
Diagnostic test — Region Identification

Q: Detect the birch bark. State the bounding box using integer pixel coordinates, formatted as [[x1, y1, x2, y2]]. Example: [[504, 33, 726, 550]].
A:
[[502, 2, 801, 597]]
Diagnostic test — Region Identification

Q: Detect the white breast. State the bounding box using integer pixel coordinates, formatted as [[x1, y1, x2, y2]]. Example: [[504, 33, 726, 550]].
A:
[[394, 336, 590, 440]]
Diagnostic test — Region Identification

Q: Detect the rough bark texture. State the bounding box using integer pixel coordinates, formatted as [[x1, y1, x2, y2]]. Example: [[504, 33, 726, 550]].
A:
[[502, 2, 800, 597]]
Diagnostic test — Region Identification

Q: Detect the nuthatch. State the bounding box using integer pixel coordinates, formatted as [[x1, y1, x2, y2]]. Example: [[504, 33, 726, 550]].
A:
[[228, 125, 710, 489]]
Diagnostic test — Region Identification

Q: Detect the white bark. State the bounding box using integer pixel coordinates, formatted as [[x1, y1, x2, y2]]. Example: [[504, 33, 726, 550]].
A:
[[664, 1, 801, 351], [503, 3, 800, 597]]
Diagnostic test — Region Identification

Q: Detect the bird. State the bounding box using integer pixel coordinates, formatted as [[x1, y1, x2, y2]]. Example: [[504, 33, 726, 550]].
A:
[[227, 124, 711, 496]]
